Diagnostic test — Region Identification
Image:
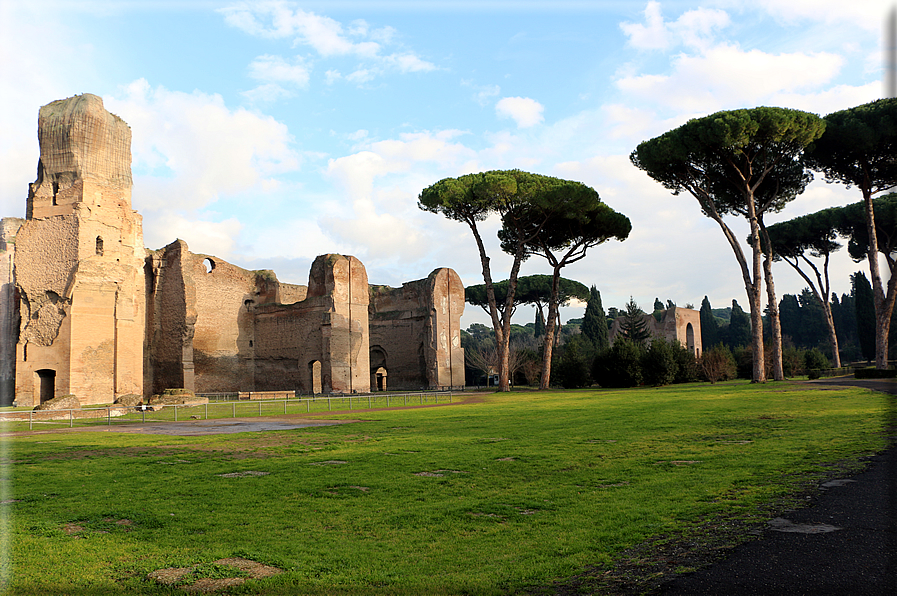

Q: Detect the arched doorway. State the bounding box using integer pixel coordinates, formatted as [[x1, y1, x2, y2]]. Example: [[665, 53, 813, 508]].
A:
[[370, 346, 387, 391], [308, 360, 322, 395], [686, 322, 696, 354], [374, 367, 388, 392], [35, 369, 56, 403]]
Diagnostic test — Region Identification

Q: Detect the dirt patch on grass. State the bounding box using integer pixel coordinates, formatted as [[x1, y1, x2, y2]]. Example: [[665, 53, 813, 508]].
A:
[[148, 557, 282, 592]]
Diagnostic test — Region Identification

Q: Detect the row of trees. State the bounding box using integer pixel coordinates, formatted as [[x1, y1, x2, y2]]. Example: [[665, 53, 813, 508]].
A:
[[632, 99, 897, 380], [419, 171, 631, 391], [699, 270, 896, 365]]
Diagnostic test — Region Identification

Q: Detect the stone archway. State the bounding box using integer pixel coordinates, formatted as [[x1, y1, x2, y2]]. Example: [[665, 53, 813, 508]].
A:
[[686, 322, 696, 355], [370, 346, 387, 391]]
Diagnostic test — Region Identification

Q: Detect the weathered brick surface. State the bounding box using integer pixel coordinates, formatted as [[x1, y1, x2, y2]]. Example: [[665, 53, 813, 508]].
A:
[[13, 94, 146, 406], [3, 95, 464, 404], [369, 268, 465, 390]]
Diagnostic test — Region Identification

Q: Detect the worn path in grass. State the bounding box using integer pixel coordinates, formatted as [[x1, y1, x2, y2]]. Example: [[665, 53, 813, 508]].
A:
[[656, 378, 897, 596], [0, 394, 485, 437]]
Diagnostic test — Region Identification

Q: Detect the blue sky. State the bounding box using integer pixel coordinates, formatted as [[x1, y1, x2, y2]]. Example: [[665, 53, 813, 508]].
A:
[[0, 0, 890, 327]]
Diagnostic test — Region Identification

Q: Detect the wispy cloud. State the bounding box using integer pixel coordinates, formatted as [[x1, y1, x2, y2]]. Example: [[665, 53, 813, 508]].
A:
[[495, 96, 544, 128], [219, 0, 436, 89]]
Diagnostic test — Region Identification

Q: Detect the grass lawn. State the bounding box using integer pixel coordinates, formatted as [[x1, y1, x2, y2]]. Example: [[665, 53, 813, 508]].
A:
[[0, 381, 889, 595]]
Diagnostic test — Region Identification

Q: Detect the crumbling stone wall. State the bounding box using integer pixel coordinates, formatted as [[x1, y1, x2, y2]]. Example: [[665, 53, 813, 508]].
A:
[[0, 218, 24, 405], [2, 94, 463, 403], [368, 268, 465, 390], [13, 94, 146, 406], [254, 255, 370, 393]]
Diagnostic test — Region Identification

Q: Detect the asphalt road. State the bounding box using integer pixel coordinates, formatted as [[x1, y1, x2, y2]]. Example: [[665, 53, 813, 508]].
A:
[[657, 377, 897, 595]]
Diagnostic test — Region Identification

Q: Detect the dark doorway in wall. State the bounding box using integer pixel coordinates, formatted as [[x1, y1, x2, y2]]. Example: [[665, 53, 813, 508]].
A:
[[36, 369, 56, 403]]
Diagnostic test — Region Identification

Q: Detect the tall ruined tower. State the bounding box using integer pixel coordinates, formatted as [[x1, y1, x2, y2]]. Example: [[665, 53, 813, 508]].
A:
[[13, 94, 146, 406]]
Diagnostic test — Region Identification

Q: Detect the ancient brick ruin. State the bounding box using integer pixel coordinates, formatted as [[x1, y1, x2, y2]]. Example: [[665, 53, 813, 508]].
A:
[[0, 94, 465, 406], [609, 307, 702, 354]]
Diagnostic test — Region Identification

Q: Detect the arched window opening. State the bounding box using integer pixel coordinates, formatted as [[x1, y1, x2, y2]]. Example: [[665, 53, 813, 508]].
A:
[[96, 236, 104, 256], [686, 322, 696, 355], [204, 258, 215, 273]]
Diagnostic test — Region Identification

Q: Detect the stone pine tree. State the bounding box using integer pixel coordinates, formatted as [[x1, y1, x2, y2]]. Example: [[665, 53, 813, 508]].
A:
[[832, 194, 897, 368], [852, 272, 877, 361], [420, 171, 587, 391], [581, 286, 609, 351], [498, 181, 631, 389], [805, 99, 897, 369], [632, 107, 825, 382], [699, 296, 719, 348], [765, 208, 843, 367]]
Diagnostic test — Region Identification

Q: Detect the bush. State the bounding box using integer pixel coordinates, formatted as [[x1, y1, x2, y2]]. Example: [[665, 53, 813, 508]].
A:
[[804, 347, 830, 371], [854, 367, 897, 379], [731, 346, 754, 379], [553, 336, 593, 389], [593, 338, 644, 388], [642, 338, 678, 387], [782, 347, 803, 378], [673, 345, 699, 384], [699, 345, 737, 384]]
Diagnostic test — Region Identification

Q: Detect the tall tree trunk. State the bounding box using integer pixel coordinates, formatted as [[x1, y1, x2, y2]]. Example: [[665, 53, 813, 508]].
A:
[[824, 307, 842, 369], [861, 188, 889, 369], [759, 222, 784, 380], [747, 203, 766, 383], [539, 268, 562, 390]]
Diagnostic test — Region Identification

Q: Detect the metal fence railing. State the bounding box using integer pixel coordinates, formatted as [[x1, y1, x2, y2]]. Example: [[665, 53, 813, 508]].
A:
[[0, 391, 455, 432]]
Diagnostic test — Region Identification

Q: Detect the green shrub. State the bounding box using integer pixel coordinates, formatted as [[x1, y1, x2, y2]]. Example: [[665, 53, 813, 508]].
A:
[[593, 338, 644, 388], [854, 367, 897, 379], [804, 347, 830, 371], [673, 344, 699, 383], [699, 345, 737, 384], [642, 338, 678, 387], [782, 347, 804, 378], [553, 336, 593, 389]]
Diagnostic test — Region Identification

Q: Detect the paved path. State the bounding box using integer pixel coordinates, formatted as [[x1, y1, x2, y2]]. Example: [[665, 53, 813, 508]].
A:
[[657, 377, 896, 595]]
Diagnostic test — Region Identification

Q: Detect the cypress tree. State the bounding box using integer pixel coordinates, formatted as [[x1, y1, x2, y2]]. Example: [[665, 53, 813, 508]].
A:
[[581, 286, 608, 351], [727, 300, 752, 347], [699, 296, 719, 348], [533, 307, 545, 339], [852, 271, 876, 361]]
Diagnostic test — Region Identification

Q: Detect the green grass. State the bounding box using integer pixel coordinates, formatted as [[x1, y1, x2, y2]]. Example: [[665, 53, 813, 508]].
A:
[[1, 381, 889, 595]]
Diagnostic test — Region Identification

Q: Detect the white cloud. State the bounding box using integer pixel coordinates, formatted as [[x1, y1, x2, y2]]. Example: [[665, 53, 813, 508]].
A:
[[104, 79, 300, 216], [143, 213, 243, 257], [754, 0, 889, 32], [621, 1, 729, 51], [495, 97, 544, 128], [616, 44, 844, 112], [248, 54, 310, 86], [770, 82, 880, 115], [219, 1, 435, 85]]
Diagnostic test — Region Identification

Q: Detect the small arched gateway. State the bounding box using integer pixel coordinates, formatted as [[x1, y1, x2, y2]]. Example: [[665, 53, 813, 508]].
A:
[[370, 346, 388, 391]]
